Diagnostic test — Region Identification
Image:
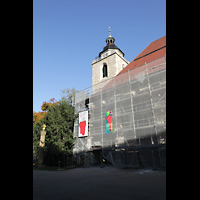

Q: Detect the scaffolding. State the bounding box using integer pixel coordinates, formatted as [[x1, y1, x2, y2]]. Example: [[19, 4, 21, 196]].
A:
[[73, 56, 166, 169]]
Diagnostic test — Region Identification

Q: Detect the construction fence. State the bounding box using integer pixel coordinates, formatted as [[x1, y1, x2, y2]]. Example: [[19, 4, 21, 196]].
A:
[[73, 56, 166, 169]]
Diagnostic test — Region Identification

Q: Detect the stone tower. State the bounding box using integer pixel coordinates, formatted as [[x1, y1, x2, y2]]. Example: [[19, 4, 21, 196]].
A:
[[92, 28, 129, 92]]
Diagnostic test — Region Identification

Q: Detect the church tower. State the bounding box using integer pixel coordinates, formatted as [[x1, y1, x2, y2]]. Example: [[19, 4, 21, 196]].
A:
[[92, 28, 129, 92]]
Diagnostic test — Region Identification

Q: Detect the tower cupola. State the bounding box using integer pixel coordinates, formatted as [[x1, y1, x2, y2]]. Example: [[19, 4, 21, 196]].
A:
[[106, 27, 115, 44], [99, 27, 124, 57]]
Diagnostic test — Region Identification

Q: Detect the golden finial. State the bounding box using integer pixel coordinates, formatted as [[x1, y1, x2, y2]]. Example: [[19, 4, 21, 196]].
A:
[[42, 124, 46, 131], [108, 26, 111, 37]]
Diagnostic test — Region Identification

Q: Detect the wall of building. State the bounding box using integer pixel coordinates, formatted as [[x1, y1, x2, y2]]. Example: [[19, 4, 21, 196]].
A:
[[73, 56, 166, 169], [92, 51, 129, 92]]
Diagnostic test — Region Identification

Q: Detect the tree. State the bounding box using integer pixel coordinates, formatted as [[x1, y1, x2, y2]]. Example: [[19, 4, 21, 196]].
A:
[[41, 98, 59, 111], [33, 111, 45, 125], [33, 98, 59, 126], [60, 88, 77, 106], [33, 91, 77, 166], [44, 100, 76, 166]]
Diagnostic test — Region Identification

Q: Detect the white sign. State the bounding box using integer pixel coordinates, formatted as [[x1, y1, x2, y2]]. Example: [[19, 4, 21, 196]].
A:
[[78, 111, 88, 137]]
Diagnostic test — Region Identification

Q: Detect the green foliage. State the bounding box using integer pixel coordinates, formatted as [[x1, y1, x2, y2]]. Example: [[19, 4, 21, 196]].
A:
[[44, 100, 76, 154], [33, 90, 78, 166], [33, 119, 44, 157]]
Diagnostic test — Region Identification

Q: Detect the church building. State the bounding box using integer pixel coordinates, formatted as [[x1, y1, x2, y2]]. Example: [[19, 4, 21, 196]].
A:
[[73, 29, 166, 169]]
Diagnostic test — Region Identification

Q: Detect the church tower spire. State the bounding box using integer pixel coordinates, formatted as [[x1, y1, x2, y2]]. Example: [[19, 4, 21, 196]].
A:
[[106, 27, 115, 45], [92, 28, 129, 92]]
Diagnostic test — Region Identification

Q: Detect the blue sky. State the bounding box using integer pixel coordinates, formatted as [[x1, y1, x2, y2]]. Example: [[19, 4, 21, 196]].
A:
[[33, 0, 166, 112]]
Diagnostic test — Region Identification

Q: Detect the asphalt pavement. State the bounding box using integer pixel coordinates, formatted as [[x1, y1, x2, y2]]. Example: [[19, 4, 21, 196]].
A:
[[33, 166, 166, 200]]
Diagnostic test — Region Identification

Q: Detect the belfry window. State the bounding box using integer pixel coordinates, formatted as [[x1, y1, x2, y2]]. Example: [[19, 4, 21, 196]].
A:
[[103, 64, 108, 78]]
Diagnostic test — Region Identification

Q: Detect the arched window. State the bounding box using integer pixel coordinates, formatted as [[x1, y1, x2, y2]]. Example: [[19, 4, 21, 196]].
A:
[[103, 64, 108, 78]]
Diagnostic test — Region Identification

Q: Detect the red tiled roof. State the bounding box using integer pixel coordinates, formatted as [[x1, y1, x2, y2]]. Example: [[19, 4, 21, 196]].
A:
[[96, 36, 166, 93], [117, 36, 166, 76]]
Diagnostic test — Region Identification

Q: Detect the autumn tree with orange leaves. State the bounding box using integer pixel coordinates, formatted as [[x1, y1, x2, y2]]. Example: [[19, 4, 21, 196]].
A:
[[33, 89, 77, 166], [33, 98, 59, 125], [41, 98, 59, 111]]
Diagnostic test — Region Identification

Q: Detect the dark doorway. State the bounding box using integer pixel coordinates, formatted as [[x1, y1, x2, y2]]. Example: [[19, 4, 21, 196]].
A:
[[91, 146, 102, 165]]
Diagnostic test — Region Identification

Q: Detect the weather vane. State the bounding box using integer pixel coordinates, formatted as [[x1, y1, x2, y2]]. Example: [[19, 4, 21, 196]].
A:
[[108, 26, 111, 37]]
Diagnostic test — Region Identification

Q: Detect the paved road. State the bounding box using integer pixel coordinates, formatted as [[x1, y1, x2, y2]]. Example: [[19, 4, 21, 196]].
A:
[[33, 166, 166, 200]]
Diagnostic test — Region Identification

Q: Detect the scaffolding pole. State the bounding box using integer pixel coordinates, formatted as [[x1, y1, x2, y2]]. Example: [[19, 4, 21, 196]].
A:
[[128, 70, 136, 140], [145, 62, 158, 144], [114, 76, 119, 140]]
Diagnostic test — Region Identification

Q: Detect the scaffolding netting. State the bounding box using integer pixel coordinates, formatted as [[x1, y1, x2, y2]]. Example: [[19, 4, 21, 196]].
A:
[[73, 56, 166, 169]]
